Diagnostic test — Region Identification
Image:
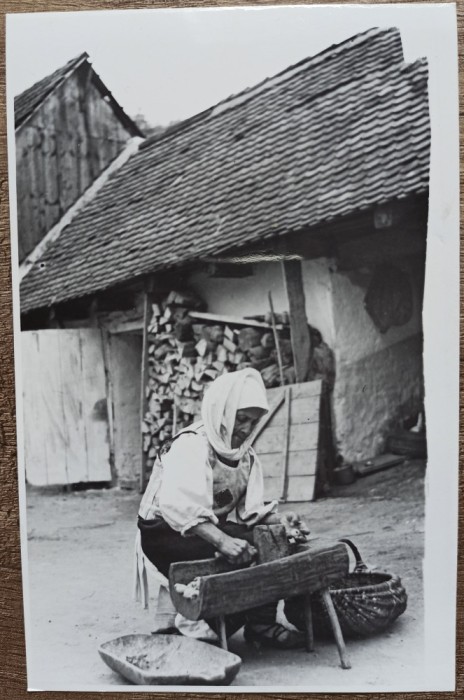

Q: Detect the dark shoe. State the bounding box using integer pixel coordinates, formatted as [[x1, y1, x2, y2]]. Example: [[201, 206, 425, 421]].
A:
[[244, 622, 305, 650], [151, 627, 180, 635]]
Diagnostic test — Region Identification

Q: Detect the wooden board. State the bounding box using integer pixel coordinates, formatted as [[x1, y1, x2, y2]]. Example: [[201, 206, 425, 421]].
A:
[[56, 330, 88, 483], [189, 310, 281, 330], [139, 289, 153, 492], [258, 451, 318, 478], [282, 259, 311, 382], [253, 380, 322, 502], [80, 329, 112, 482], [108, 333, 143, 487], [255, 423, 319, 453], [263, 475, 317, 502], [265, 396, 320, 427], [253, 524, 290, 563], [21, 329, 111, 486], [170, 542, 349, 621], [16, 69, 134, 263]]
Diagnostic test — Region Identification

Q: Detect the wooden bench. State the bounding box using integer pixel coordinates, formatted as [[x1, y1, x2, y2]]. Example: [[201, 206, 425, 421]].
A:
[[169, 539, 351, 669]]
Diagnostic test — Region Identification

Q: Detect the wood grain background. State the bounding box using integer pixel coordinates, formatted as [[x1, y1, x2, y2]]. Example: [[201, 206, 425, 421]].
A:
[[0, 1, 462, 698]]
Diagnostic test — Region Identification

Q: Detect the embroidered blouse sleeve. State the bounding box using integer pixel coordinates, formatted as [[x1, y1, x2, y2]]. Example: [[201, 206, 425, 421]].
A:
[[158, 433, 218, 535], [236, 449, 277, 527]]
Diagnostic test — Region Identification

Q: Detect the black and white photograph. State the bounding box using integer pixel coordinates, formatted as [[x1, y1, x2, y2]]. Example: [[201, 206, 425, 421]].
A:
[[6, 3, 459, 692]]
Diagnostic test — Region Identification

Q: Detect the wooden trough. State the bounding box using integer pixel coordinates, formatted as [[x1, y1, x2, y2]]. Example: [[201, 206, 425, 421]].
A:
[[170, 541, 352, 669], [99, 633, 241, 685]]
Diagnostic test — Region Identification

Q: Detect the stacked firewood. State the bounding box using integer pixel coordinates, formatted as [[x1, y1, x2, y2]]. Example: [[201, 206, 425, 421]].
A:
[[142, 290, 295, 470]]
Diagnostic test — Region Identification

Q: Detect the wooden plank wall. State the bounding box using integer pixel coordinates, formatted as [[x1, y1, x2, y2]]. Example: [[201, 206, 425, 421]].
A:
[[21, 329, 112, 486], [253, 380, 322, 502], [16, 64, 133, 262]]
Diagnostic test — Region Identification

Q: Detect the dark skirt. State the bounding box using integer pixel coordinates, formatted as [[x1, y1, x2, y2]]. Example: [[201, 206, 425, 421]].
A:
[[138, 516, 254, 577], [137, 516, 277, 632]]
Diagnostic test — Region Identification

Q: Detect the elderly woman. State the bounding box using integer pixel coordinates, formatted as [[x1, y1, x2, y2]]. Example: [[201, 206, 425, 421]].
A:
[[136, 368, 307, 649]]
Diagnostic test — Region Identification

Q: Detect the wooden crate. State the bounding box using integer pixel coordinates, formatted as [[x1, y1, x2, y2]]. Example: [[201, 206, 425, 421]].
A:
[[253, 380, 323, 502]]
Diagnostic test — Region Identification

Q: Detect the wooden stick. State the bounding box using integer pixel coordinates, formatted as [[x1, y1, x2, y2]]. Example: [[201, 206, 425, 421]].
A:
[[189, 310, 282, 330], [99, 327, 116, 486], [139, 288, 151, 494], [172, 402, 178, 436], [268, 291, 285, 387], [252, 391, 285, 445], [280, 386, 291, 502], [218, 615, 228, 650], [303, 594, 314, 652], [321, 588, 351, 669]]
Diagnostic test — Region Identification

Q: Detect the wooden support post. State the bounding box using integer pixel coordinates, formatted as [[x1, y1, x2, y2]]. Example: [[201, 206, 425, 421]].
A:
[[280, 386, 292, 502], [89, 297, 99, 328], [268, 291, 284, 387], [253, 390, 285, 444], [303, 594, 314, 652], [218, 615, 228, 650], [139, 285, 152, 494], [321, 588, 351, 670], [172, 402, 178, 437], [281, 260, 311, 382], [99, 327, 117, 486]]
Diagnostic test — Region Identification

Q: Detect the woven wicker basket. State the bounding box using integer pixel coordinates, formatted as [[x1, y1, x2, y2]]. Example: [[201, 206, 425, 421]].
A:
[[308, 539, 407, 638]]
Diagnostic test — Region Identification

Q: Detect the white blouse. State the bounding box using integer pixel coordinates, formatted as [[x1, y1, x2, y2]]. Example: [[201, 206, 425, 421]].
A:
[[138, 426, 277, 535]]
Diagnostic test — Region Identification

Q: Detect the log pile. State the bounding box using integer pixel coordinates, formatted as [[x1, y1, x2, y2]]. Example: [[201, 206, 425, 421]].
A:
[[142, 290, 295, 470]]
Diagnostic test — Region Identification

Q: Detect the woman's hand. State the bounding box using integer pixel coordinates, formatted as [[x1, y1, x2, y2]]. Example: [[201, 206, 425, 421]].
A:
[[217, 535, 257, 565], [190, 522, 257, 565]]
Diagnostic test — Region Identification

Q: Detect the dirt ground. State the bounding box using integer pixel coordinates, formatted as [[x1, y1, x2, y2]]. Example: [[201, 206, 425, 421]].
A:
[[24, 460, 426, 691]]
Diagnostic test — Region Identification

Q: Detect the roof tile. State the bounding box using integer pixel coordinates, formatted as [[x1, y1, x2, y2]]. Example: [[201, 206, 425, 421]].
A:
[[20, 28, 430, 312]]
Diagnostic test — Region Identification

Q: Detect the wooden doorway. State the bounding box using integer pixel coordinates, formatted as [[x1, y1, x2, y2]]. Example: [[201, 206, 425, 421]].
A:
[[21, 329, 112, 486]]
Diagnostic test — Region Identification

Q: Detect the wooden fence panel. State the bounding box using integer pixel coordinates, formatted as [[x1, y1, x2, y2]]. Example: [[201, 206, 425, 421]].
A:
[[21, 329, 111, 486], [79, 329, 113, 482], [57, 330, 88, 483]]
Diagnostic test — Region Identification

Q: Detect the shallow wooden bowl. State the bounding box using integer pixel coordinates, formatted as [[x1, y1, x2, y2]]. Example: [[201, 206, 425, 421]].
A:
[[98, 633, 241, 686]]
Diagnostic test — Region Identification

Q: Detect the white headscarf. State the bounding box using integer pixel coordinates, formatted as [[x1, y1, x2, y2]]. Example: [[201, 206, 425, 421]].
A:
[[201, 368, 269, 462]]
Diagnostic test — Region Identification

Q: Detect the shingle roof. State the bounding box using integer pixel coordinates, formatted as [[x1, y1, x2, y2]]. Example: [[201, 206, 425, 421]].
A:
[[20, 27, 430, 313], [14, 53, 89, 128]]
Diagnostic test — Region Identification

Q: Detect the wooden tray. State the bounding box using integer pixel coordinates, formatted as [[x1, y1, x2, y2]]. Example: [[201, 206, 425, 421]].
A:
[[169, 542, 348, 621], [98, 634, 241, 685]]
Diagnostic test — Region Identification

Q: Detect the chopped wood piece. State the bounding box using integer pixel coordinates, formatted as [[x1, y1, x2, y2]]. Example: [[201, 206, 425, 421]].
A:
[[248, 345, 269, 361], [195, 339, 208, 357], [224, 326, 235, 341], [238, 328, 262, 351], [223, 338, 237, 353], [253, 524, 290, 564], [216, 345, 227, 362], [261, 332, 275, 349]]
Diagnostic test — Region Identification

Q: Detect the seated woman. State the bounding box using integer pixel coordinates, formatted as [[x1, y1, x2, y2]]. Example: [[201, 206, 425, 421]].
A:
[[136, 367, 307, 649]]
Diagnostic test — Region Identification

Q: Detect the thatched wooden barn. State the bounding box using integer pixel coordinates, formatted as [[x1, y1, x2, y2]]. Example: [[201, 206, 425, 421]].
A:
[[19, 28, 430, 494], [14, 52, 143, 263]]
